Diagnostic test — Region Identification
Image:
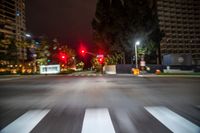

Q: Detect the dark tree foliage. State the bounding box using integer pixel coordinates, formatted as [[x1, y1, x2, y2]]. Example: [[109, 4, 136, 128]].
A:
[[92, 0, 162, 63]]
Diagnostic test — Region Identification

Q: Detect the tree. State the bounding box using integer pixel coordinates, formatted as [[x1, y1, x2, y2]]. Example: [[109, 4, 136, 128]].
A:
[[61, 45, 76, 67], [145, 40, 159, 64], [35, 39, 50, 65], [92, 0, 162, 64], [105, 53, 123, 65], [0, 38, 18, 64], [48, 39, 76, 67]]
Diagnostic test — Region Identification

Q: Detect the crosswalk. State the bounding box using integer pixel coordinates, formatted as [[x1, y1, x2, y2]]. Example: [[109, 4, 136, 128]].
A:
[[82, 108, 115, 133], [1, 106, 199, 133], [0, 110, 50, 133], [145, 106, 200, 133]]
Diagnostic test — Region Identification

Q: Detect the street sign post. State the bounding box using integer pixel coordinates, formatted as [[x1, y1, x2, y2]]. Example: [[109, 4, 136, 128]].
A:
[[97, 54, 104, 58], [140, 61, 146, 67]]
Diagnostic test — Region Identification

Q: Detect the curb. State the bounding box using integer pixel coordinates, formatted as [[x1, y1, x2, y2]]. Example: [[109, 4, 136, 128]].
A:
[[138, 74, 200, 78]]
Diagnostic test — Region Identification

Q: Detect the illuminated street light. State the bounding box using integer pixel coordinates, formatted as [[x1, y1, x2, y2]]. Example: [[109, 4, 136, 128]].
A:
[[136, 41, 140, 46], [135, 41, 140, 69]]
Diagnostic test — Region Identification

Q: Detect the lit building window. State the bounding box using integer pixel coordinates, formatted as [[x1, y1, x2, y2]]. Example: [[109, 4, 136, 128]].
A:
[[16, 11, 20, 16]]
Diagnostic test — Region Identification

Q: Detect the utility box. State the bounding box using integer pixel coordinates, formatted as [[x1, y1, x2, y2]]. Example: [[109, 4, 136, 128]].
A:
[[162, 54, 192, 66]]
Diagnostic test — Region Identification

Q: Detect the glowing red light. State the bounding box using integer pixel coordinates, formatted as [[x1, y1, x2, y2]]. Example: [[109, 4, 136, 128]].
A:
[[81, 50, 85, 54], [59, 52, 67, 61], [98, 57, 104, 64], [80, 48, 86, 56]]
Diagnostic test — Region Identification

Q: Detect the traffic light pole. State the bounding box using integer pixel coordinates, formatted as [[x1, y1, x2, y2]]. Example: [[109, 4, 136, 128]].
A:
[[100, 64, 104, 74], [81, 50, 104, 74], [85, 51, 96, 56]]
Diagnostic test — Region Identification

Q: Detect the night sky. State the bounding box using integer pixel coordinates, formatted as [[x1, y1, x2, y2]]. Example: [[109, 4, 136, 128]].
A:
[[26, 0, 97, 49]]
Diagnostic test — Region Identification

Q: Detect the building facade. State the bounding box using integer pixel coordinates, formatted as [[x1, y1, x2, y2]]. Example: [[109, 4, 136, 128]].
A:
[[0, 0, 26, 63], [156, 0, 200, 65], [0, 0, 26, 41]]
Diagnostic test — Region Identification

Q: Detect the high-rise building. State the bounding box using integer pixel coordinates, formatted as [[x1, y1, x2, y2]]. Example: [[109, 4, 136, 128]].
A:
[[156, 0, 200, 65], [0, 0, 26, 41], [0, 0, 26, 63]]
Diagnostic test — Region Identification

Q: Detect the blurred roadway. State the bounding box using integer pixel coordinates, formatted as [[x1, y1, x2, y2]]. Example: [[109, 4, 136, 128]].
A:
[[0, 75, 200, 133]]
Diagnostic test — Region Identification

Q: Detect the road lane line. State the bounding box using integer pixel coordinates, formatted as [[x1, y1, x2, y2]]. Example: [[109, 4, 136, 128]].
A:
[[145, 106, 200, 133], [81, 108, 115, 133], [0, 110, 50, 133]]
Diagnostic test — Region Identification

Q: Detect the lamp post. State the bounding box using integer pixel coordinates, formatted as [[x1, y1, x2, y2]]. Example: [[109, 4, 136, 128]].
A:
[[135, 41, 140, 69]]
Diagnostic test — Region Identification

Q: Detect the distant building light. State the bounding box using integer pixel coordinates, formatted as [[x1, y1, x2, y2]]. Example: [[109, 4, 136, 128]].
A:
[[35, 42, 39, 45], [16, 11, 20, 16], [25, 34, 31, 38]]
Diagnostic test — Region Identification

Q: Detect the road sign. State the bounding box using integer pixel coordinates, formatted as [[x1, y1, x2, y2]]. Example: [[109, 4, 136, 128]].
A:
[[40, 65, 60, 74], [140, 61, 146, 66], [97, 54, 104, 58]]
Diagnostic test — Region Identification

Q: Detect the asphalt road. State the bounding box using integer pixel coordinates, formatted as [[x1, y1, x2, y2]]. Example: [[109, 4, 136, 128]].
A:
[[0, 75, 200, 133]]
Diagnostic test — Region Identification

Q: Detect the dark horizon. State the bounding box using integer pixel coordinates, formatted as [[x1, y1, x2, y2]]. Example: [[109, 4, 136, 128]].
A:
[[26, 0, 97, 49]]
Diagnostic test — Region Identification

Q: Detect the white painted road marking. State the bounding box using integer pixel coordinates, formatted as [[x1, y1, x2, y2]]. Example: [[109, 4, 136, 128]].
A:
[[0, 110, 50, 133], [145, 106, 200, 133], [81, 108, 115, 133]]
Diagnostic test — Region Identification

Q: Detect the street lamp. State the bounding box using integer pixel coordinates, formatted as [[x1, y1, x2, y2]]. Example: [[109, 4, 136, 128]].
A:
[[135, 41, 140, 69]]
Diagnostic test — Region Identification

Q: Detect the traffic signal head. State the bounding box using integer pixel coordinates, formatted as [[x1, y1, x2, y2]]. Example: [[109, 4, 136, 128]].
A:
[[59, 52, 67, 62], [61, 55, 66, 59], [98, 57, 104, 64], [81, 50, 85, 54], [80, 48, 86, 56]]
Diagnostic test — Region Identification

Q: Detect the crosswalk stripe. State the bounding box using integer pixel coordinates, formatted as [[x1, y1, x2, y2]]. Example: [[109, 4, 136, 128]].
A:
[[145, 106, 200, 133], [0, 110, 50, 133], [81, 108, 115, 133]]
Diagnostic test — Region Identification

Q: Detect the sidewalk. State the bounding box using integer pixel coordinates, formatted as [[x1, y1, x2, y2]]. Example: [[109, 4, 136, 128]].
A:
[[0, 75, 21, 81], [0, 75, 45, 81], [138, 74, 200, 78]]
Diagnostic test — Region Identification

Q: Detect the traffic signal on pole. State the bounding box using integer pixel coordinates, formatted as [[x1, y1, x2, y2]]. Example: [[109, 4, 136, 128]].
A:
[[98, 57, 104, 64], [80, 48, 86, 56], [59, 52, 67, 62], [97, 54, 104, 64], [81, 50, 85, 54], [61, 55, 66, 59]]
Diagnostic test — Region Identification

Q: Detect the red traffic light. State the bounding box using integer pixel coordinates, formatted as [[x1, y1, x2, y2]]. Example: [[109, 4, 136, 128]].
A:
[[98, 57, 104, 64], [61, 55, 65, 59], [80, 48, 86, 56], [81, 50, 85, 54], [99, 58, 103, 62], [59, 52, 67, 61]]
